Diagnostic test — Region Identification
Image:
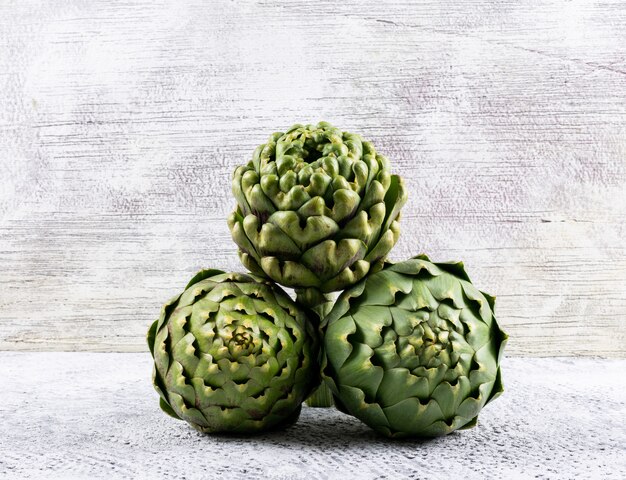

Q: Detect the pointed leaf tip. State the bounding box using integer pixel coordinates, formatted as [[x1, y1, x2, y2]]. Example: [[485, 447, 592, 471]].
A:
[[147, 319, 158, 357], [459, 416, 478, 430], [482, 291, 496, 312], [159, 398, 181, 420], [434, 259, 471, 281], [185, 268, 226, 289]]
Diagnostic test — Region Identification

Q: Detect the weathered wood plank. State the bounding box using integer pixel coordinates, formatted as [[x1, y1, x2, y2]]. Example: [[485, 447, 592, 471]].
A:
[[1, 1, 625, 355]]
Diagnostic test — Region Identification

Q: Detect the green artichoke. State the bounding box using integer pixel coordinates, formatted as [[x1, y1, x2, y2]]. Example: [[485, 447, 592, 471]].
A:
[[228, 121, 407, 293], [321, 255, 507, 438], [147, 269, 319, 433]]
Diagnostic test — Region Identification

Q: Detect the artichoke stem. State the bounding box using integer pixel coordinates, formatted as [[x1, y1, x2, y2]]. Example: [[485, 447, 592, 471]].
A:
[[305, 382, 334, 408], [294, 287, 328, 309], [294, 287, 333, 323], [296, 287, 335, 408]]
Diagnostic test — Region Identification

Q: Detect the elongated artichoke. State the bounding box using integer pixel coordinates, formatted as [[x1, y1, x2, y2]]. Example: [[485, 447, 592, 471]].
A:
[[321, 255, 507, 438], [228, 122, 407, 293], [147, 269, 319, 433]]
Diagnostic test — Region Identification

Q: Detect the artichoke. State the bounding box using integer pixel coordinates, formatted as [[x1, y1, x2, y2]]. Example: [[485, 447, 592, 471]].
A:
[[321, 255, 507, 438], [147, 269, 319, 433], [228, 121, 407, 293]]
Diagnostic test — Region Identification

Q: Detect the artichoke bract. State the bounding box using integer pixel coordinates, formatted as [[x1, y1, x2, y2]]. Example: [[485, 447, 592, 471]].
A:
[[228, 122, 407, 293], [322, 255, 507, 438], [147, 269, 319, 433]]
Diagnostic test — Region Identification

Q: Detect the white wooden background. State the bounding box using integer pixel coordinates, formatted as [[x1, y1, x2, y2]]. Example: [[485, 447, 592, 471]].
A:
[[1, 0, 625, 356]]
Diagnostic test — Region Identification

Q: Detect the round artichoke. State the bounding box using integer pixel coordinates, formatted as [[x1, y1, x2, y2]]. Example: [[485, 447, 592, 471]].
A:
[[321, 255, 507, 438], [147, 269, 319, 433], [228, 121, 407, 293]]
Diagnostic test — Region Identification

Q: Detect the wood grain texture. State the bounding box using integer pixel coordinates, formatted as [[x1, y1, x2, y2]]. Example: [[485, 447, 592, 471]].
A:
[[1, 0, 625, 356]]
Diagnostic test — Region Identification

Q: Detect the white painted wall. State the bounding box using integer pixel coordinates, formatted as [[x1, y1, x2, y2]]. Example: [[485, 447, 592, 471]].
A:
[[1, 1, 625, 356]]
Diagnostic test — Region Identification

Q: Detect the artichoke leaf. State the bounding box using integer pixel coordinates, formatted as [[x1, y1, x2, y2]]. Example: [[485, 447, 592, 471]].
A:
[[320, 259, 370, 293], [260, 257, 321, 288], [268, 211, 339, 252], [349, 305, 392, 348], [330, 188, 361, 224], [184, 269, 227, 290], [357, 270, 413, 307], [147, 319, 158, 356], [301, 238, 367, 281], [239, 252, 268, 278], [324, 315, 358, 371], [231, 166, 254, 216], [382, 397, 444, 436], [377, 368, 430, 407], [246, 182, 277, 220], [354, 180, 387, 216], [246, 216, 301, 259], [485, 367, 505, 405], [430, 376, 472, 420], [458, 415, 478, 430], [364, 221, 400, 263], [339, 204, 385, 246], [378, 174, 407, 233], [340, 385, 391, 430], [228, 212, 264, 264], [337, 343, 384, 402], [159, 398, 181, 420], [297, 196, 329, 218]]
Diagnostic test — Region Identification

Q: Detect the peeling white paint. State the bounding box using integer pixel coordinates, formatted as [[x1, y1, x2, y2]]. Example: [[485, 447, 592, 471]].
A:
[[0, 1, 625, 356]]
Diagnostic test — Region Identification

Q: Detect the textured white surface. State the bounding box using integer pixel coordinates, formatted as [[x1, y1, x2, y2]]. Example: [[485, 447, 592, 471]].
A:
[[1, 1, 626, 355], [1, 353, 624, 479]]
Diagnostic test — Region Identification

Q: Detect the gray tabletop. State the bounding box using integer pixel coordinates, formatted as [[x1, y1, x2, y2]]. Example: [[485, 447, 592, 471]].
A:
[[2, 353, 624, 479]]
